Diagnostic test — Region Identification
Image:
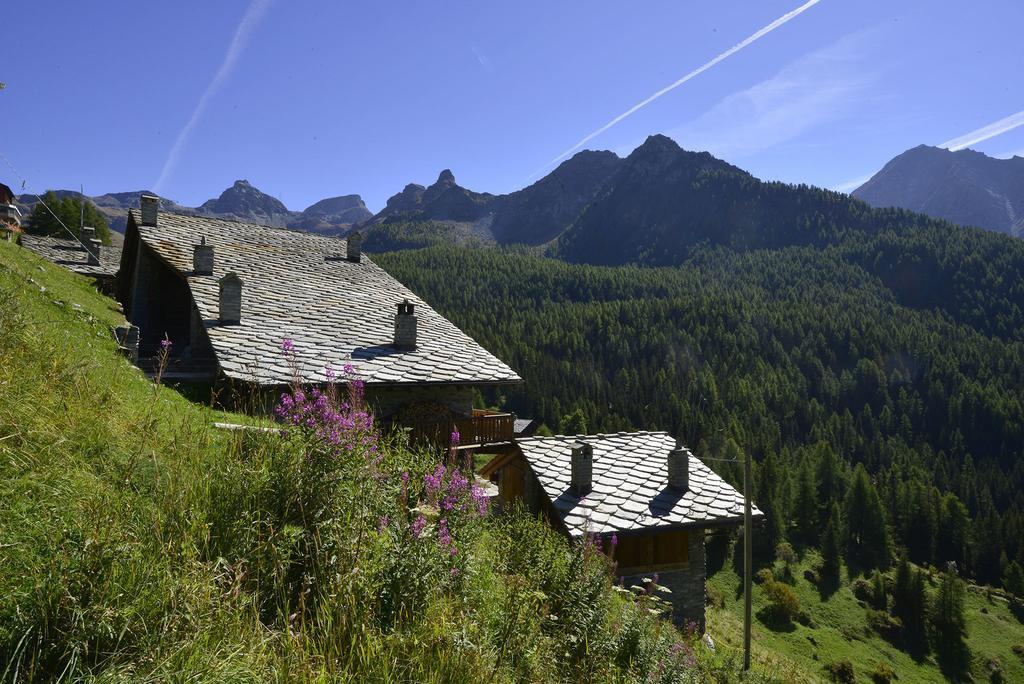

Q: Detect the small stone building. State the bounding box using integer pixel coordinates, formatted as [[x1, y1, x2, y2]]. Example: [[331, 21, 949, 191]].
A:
[[19, 229, 121, 294], [117, 195, 522, 445], [480, 431, 761, 630]]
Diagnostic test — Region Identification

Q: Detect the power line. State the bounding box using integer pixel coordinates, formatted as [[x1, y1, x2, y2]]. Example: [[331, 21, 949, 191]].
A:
[[0, 150, 90, 249]]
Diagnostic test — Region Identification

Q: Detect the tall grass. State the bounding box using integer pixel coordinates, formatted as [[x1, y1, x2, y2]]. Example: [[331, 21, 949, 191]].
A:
[[0, 242, 769, 682]]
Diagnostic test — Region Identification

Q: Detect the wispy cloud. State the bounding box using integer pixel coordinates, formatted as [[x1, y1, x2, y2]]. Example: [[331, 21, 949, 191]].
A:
[[154, 0, 273, 194], [524, 0, 823, 181], [939, 109, 1024, 151], [831, 174, 872, 193], [668, 29, 881, 160]]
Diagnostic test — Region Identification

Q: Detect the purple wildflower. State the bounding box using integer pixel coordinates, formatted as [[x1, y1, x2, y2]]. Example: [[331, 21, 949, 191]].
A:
[[159, 338, 172, 351], [450, 429, 460, 447], [470, 484, 489, 516], [610, 532, 618, 551], [377, 515, 390, 532], [281, 337, 294, 353], [410, 515, 427, 538]]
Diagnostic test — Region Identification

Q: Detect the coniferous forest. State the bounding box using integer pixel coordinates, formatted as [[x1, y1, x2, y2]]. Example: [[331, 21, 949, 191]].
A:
[[377, 219, 1024, 592]]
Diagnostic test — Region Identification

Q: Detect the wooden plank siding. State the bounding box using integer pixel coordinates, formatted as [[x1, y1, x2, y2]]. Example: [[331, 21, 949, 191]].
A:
[[613, 529, 689, 576]]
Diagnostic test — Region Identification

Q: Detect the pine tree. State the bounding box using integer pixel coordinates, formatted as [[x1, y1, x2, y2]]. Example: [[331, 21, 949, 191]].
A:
[[892, 557, 928, 656], [559, 408, 588, 435], [937, 493, 971, 570], [25, 191, 112, 243], [931, 568, 968, 674], [843, 464, 891, 571], [1003, 561, 1024, 598], [814, 442, 844, 526], [820, 503, 842, 583], [754, 450, 786, 559], [792, 459, 819, 546]]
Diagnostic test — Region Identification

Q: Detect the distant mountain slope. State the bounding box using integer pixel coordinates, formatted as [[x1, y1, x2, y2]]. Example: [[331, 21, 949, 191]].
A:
[[489, 150, 622, 245], [197, 179, 291, 225], [853, 145, 1024, 238], [360, 152, 623, 248]]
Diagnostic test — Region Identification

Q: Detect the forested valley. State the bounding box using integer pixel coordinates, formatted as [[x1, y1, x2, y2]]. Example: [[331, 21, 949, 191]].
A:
[[377, 228, 1024, 594]]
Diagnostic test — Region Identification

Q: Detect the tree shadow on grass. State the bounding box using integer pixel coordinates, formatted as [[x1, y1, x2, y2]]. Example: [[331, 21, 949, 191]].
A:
[[1010, 597, 1024, 625], [816, 572, 841, 601], [936, 642, 970, 682], [756, 607, 797, 633]]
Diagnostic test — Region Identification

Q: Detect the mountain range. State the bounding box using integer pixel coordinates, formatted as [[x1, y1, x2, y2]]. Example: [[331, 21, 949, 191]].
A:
[[853, 144, 1024, 238], [15, 137, 1023, 251], [14, 180, 373, 236]]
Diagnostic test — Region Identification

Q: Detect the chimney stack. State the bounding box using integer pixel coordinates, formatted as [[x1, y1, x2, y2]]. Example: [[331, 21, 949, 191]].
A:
[[80, 226, 96, 244], [668, 441, 689, 492], [193, 236, 214, 275], [140, 194, 159, 227], [218, 272, 242, 324], [570, 442, 593, 496], [393, 299, 417, 350], [86, 239, 102, 266], [347, 231, 362, 263]]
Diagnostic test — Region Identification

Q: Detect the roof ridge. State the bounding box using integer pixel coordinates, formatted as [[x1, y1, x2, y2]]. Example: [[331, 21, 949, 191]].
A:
[[132, 207, 349, 240]]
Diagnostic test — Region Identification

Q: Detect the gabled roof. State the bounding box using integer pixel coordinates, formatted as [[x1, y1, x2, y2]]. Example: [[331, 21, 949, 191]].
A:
[[126, 210, 521, 387], [20, 234, 122, 277], [513, 431, 761, 537]]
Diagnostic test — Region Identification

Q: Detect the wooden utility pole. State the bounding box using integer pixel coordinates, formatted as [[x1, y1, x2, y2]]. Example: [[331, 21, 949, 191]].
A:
[[743, 447, 752, 671]]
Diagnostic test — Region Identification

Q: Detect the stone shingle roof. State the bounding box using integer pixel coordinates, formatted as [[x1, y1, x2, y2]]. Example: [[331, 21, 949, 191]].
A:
[[19, 234, 121, 277], [516, 431, 761, 538], [132, 210, 521, 387]]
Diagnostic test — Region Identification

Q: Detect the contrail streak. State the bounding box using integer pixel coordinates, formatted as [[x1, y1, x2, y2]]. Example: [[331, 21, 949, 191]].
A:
[[526, 0, 823, 181], [154, 0, 273, 194], [939, 109, 1024, 151]]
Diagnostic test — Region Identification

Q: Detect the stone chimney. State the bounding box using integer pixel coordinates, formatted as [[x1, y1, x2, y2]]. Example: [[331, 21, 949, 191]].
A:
[[570, 442, 593, 496], [86, 239, 102, 266], [218, 272, 242, 324], [393, 299, 417, 350], [193, 236, 214, 275], [80, 226, 96, 244], [140, 193, 159, 227], [347, 231, 362, 263], [668, 441, 689, 492]]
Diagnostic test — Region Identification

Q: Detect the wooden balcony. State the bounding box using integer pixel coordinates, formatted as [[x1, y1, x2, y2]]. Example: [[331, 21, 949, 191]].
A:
[[404, 409, 516, 448]]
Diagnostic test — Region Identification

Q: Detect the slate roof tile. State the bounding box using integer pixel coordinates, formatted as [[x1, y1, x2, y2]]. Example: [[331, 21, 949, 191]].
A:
[[131, 211, 522, 387], [20, 234, 122, 277], [517, 431, 763, 538]]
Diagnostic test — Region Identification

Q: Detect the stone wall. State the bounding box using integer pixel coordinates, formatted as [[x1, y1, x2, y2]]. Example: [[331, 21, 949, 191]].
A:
[[621, 528, 706, 633], [365, 384, 475, 420]]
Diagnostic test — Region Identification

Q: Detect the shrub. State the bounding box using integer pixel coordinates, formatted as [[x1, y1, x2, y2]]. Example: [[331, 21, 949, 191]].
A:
[[706, 583, 725, 609], [1013, 643, 1024, 661], [761, 577, 804, 626], [866, 609, 902, 641], [871, 662, 896, 683], [825, 659, 856, 683], [776, 542, 797, 580], [852, 577, 874, 604], [755, 568, 774, 585]]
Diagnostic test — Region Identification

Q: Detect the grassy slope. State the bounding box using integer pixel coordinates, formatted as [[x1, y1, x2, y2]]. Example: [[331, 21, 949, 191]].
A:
[[0, 241, 780, 682], [707, 551, 1024, 683]]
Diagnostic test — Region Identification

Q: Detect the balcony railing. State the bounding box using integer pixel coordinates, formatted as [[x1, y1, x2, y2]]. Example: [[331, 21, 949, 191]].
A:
[[404, 409, 516, 448]]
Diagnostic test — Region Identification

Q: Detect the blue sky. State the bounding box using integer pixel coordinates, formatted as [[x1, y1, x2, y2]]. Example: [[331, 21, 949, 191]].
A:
[[2, 1, 1022, 212]]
